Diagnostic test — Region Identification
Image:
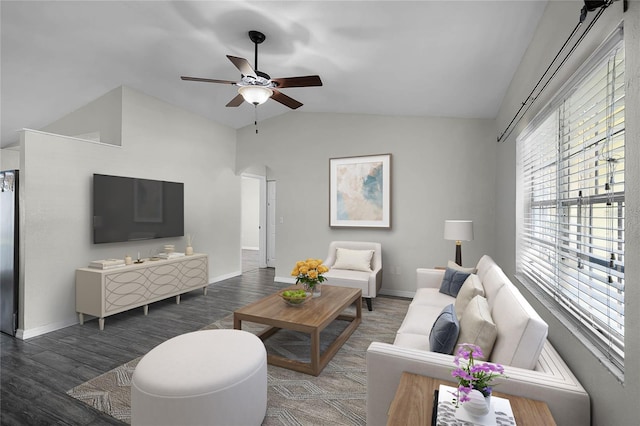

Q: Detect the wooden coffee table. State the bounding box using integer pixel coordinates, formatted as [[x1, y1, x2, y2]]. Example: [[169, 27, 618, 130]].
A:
[[233, 285, 362, 376]]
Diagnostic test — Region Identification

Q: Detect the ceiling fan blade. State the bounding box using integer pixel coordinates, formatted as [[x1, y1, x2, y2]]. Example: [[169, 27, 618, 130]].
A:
[[181, 76, 237, 85], [271, 90, 303, 109], [272, 75, 323, 88], [226, 94, 245, 107], [226, 55, 257, 78]]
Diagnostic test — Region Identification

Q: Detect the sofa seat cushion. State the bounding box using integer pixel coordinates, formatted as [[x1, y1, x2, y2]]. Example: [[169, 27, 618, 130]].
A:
[[396, 303, 448, 336], [410, 288, 455, 307], [392, 333, 430, 351], [324, 269, 371, 296]]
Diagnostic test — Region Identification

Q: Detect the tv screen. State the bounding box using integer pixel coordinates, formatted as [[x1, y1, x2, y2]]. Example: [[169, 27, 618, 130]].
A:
[[93, 174, 184, 244]]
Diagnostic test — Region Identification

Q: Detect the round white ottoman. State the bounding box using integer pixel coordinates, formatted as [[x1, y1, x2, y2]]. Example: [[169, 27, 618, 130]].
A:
[[131, 329, 267, 426]]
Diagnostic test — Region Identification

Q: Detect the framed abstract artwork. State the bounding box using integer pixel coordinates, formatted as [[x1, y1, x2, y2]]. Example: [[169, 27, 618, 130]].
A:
[[329, 154, 391, 228]]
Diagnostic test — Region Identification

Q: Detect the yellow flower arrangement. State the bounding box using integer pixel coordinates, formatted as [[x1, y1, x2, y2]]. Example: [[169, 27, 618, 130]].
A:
[[291, 258, 329, 290]]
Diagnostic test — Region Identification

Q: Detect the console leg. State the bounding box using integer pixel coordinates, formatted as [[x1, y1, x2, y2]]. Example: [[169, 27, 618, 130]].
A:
[[99, 318, 105, 331], [365, 298, 373, 311], [176, 295, 181, 304], [143, 305, 149, 315], [78, 313, 84, 325]]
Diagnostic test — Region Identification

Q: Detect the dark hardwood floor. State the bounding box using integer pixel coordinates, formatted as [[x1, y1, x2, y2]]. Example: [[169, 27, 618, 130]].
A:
[[0, 268, 285, 426]]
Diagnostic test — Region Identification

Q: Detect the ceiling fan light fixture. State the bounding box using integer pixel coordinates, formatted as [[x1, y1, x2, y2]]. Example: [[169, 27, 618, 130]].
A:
[[238, 86, 273, 105]]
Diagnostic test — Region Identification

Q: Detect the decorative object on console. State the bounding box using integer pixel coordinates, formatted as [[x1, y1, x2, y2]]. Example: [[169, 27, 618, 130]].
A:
[[329, 154, 391, 228], [185, 233, 194, 256], [124, 255, 133, 265], [89, 259, 125, 270], [451, 343, 507, 408], [157, 252, 185, 259], [291, 258, 329, 298], [444, 220, 474, 266]]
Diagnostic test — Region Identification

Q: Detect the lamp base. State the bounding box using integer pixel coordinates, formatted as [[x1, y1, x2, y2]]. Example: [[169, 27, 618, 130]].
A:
[[455, 242, 462, 266]]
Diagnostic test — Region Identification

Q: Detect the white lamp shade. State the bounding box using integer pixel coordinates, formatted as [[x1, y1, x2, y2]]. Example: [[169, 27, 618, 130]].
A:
[[238, 86, 273, 105], [444, 220, 474, 241]]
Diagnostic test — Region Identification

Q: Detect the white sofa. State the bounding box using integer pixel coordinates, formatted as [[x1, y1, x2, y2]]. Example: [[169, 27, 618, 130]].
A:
[[323, 241, 382, 311], [366, 255, 590, 426]]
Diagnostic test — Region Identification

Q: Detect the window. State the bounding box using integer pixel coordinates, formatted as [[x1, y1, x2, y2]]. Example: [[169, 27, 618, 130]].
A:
[[517, 36, 625, 372]]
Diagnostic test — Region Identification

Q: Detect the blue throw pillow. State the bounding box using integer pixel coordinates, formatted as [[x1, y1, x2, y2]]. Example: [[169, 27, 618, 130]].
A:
[[439, 267, 471, 297], [429, 304, 460, 354]]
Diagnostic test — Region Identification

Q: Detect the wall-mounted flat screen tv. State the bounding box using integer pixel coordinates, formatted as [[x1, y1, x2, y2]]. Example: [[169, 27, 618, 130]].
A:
[[93, 174, 184, 244]]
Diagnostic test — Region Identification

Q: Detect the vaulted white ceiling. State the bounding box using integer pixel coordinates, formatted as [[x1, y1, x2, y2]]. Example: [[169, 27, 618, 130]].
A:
[[0, 1, 549, 147]]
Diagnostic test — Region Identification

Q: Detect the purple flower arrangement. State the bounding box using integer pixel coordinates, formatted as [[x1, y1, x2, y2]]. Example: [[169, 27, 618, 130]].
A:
[[451, 343, 507, 406]]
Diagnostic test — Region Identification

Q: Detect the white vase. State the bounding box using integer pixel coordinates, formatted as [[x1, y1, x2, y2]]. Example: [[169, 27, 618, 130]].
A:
[[463, 389, 490, 416], [185, 246, 194, 256]]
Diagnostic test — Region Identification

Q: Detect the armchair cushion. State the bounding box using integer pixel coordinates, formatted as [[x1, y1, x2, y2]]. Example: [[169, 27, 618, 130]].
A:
[[429, 304, 460, 354], [439, 267, 471, 297], [333, 248, 374, 272]]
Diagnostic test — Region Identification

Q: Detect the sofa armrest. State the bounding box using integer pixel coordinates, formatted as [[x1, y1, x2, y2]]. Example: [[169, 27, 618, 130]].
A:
[[366, 342, 589, 426], [416, 268, 445, 290]]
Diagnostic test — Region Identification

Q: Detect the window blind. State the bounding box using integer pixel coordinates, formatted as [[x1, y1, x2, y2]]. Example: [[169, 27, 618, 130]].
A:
[[517, 39, 625, 371]]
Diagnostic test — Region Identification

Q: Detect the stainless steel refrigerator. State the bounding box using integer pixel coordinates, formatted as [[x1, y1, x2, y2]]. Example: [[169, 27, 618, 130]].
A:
[[1, 170, 19, 336]]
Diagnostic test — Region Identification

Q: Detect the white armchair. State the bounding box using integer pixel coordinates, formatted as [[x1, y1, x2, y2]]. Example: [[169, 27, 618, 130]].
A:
[[323, 241, 382, 311]]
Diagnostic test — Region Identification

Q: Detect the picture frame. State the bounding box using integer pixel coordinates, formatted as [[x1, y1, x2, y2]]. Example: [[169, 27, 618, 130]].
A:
[[329, 154, 391, 228]]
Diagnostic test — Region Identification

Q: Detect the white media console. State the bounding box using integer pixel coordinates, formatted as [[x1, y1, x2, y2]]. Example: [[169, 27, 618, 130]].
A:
[[75, 253, 208, 330]]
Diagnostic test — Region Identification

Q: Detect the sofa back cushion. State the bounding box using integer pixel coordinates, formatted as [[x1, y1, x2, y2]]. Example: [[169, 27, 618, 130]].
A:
[[475, 255, 496, 282], [482, 266, 509, 310], [490, 285, 548, 369]]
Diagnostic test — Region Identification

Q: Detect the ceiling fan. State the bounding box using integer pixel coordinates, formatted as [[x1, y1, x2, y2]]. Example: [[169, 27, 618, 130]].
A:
[[181, 30, 322, 110]]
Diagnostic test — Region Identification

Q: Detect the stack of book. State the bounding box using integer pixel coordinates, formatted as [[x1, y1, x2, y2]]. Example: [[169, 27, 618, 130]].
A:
[[156, 252, 185, 259], [89, 258, 126, 269]]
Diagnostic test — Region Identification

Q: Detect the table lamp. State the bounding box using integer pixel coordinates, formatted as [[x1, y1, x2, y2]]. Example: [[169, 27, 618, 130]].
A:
[[444, 220, 474, 266]]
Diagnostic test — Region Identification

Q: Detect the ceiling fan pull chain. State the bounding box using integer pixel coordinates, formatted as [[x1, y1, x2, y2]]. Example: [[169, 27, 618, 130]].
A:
[[255, 105, 259, 134]]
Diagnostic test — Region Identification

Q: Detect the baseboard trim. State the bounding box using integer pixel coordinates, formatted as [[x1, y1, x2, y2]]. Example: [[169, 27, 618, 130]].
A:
[[379, 289, 416, 299], [17, 316, 79, 340], [211, 271, 241, 282], [275, 276, 296, 285]]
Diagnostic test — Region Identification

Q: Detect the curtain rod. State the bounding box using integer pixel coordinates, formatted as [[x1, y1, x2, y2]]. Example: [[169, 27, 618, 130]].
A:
[[496, 1, 618, 143]]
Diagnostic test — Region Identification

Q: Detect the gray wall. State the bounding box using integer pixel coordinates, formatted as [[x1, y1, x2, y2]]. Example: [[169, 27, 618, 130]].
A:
[[17, 86, 240, 337], [241, 176, 260, 249], [237, 112, 497, 296], [41, 86, 123, 145], [495, 2, 639, 425]]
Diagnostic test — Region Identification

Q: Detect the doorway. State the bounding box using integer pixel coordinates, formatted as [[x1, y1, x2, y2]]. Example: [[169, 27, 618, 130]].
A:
[[241, 174, 273, 272]]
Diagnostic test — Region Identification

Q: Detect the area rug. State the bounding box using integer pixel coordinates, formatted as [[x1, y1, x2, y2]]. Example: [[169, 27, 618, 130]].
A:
[[67, 296, 410, 425]]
